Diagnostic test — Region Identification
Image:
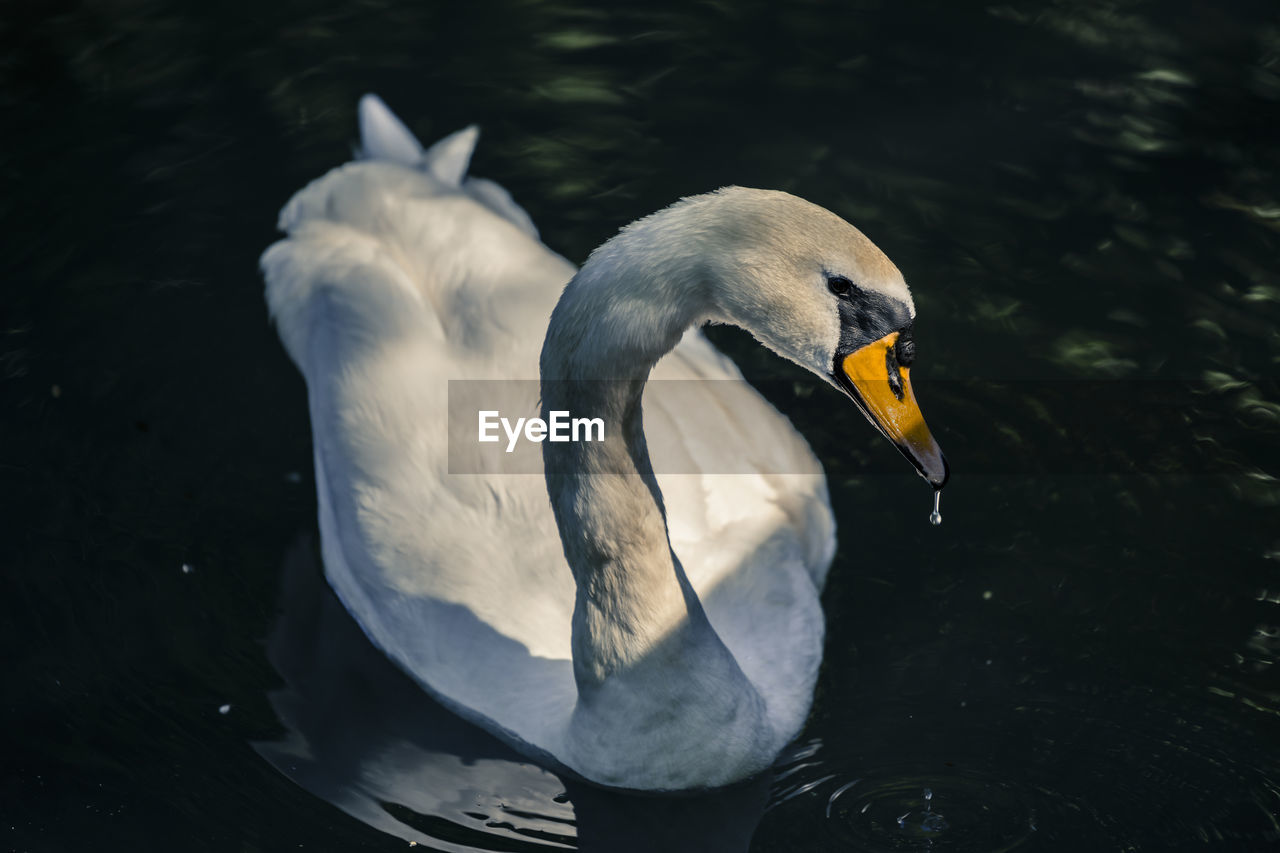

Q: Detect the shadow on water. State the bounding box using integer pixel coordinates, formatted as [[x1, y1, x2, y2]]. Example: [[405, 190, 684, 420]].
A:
[[257, 536, 772, 852]]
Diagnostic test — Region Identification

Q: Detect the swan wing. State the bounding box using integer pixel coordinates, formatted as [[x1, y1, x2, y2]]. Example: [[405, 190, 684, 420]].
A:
[[263, 130, 579, 761], [648, 332, 835, 737]]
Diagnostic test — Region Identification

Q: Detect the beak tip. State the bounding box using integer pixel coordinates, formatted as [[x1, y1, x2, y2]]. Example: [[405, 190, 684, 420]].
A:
[[930, 453, 950, 490], [899, 442, 948, 489]]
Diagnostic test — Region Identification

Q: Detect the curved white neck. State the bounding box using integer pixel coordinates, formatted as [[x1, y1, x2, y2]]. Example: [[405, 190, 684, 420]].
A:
[[539, 239, 713, 690], [539, 228, 775, 786]]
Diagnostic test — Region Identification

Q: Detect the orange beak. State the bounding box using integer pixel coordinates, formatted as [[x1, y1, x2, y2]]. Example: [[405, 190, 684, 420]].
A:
[[837, 331, 948, 488]]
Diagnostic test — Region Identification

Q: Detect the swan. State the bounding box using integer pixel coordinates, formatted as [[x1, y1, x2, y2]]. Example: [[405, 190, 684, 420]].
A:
[[261, 95, 947, 792]]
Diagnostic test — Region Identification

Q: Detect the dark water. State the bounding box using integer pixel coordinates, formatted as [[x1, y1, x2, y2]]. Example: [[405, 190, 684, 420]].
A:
[[4, 0, 1279, 850]]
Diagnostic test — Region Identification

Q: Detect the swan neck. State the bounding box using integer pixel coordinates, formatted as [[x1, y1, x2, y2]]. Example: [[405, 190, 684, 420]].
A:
[[539, 247, 711, 692], [536, 214, 777, 785]]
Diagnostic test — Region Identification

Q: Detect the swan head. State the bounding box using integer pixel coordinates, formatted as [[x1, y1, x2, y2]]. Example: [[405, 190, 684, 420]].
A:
[[635, 186, 948, 488]]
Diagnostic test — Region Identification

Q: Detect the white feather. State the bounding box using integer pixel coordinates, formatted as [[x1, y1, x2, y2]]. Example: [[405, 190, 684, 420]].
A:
[[357, 94, 425, 166]]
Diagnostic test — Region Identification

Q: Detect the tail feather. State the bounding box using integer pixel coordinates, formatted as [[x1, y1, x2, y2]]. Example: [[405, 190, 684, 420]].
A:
[[357, 94, 424, 166], [358, 93, 478, 189], [422, 124, 479, 187]]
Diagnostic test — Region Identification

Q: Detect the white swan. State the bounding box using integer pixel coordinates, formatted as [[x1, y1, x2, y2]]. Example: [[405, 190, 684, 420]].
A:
[[262, 95, 946, 792]]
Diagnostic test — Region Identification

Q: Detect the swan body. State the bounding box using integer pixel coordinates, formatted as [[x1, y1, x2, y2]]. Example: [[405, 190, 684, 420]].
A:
[[262, 96, 944, 790]]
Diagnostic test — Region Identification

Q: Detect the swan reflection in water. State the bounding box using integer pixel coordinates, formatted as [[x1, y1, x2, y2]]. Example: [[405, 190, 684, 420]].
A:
[[256, 538, 777, 852]]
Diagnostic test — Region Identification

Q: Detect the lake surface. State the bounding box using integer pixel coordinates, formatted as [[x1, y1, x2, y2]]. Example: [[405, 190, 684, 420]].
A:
[[4, 0, 1279, 850]]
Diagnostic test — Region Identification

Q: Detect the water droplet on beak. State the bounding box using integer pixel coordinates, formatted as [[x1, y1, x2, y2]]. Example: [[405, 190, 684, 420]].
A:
[[929, 490, 942, 526]]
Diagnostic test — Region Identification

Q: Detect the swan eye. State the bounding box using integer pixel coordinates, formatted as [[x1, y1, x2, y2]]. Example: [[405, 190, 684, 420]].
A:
[[895, 327, 916, 367], [827, 275, 853, 297]]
